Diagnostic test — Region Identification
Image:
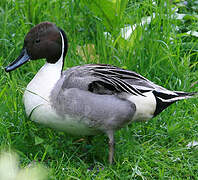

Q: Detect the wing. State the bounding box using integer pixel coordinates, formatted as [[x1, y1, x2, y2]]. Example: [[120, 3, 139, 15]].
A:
[[61, 64, 169, 96]]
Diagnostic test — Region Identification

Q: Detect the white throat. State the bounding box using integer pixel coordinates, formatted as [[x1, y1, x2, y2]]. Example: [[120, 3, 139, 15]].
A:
[[23, 31, 65, 116]]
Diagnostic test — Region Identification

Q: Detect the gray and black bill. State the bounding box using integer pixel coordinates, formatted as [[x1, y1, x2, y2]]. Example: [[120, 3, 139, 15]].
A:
[[5, 48, 30, 72]]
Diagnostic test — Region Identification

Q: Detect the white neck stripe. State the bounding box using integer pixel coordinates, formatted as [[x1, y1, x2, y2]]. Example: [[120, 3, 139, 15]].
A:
[[59, 31, 65, 60]]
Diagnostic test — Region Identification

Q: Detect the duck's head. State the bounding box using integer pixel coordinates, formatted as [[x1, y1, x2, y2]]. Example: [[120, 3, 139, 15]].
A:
[[5, 22, 68, 72]]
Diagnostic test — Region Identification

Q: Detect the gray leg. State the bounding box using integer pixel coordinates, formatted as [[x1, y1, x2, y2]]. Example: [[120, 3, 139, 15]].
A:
[[107, 130, 115, 164]]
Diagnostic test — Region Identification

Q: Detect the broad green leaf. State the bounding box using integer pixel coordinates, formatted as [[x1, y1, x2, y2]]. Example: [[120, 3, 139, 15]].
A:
[[114, 25, 143, 50], [82, 0, 128, 32]]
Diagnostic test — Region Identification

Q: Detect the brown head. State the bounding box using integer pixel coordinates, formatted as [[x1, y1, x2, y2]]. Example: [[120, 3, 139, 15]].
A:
[[5, 22, 68, 72]]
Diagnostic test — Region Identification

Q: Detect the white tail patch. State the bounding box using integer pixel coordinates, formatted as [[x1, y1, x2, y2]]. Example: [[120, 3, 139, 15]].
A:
[[127, 92, 156, 121]]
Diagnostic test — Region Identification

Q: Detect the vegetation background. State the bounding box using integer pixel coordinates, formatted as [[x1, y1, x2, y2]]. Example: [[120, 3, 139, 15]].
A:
[[0, 0, 197, 179]]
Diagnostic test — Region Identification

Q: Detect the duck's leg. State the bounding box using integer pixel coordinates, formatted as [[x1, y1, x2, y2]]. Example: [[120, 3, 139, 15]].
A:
[[107, 130, 115, 164]]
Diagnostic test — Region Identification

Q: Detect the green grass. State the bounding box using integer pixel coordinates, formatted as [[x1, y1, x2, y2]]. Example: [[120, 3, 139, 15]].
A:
[[0, 0, 197, 179]]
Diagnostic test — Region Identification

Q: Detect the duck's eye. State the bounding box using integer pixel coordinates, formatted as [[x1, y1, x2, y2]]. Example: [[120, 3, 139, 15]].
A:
[[35, 38, 40, 44]]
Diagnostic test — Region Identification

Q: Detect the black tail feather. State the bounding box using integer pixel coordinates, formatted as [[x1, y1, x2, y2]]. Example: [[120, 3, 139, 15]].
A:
[[174, 91, 198, 97], [153, 90, 197, 117]]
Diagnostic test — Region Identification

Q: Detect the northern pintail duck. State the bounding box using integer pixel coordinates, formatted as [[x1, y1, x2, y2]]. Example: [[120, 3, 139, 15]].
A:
[[5, 22, 197, 164]]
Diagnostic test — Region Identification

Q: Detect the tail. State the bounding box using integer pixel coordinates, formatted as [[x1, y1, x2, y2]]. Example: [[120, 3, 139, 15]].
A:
[[153, 90, 198, 116], [164, 91, 198, 101]]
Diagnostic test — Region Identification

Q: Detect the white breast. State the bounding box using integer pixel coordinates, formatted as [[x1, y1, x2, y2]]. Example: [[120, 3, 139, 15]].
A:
[[23, 60, 62, 117], [23, 59, 99, 136], [127, 91, 156, 121]]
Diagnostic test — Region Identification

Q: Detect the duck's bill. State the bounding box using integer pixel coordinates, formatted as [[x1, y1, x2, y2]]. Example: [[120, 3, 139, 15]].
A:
[[5, 48, 30, 72]]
